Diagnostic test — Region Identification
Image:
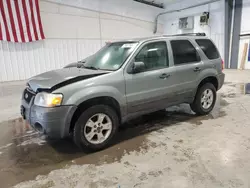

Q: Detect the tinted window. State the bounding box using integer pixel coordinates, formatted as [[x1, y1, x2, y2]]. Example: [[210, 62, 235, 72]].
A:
[[196, 39, 220, 60], [135, 41, 169, 71], [171, 40, 200, 65]]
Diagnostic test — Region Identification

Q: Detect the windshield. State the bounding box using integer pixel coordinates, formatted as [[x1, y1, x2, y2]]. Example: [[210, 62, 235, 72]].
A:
[[83, 42, 138, 70]]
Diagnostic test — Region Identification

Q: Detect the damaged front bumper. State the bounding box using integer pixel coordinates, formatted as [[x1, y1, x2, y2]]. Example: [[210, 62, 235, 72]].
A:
[[21, 88, 77, 138]]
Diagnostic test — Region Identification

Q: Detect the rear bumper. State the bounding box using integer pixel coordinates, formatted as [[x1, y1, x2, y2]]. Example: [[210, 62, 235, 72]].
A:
[[217, 73, 225, 90], [21, 99, 77, 138]]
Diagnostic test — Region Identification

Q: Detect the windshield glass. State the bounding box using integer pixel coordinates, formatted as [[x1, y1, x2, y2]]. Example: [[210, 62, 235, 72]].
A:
[[83, 42, 138, 70]]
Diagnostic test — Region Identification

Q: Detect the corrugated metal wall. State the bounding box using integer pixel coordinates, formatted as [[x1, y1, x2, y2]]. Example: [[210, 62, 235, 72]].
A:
[[0, 39, 101, 81], [0, 0, 163, 82]]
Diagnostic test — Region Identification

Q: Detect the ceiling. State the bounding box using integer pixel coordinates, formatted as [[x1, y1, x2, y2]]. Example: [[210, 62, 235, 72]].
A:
[[161, 0, 178, 3], [132, 0, 187, 9], [156, 0, 185, 6]]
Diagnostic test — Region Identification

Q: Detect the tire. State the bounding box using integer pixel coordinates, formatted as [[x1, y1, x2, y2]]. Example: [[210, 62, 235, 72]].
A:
[[190, 83, 216, 115], [73, 105, 119, 152]]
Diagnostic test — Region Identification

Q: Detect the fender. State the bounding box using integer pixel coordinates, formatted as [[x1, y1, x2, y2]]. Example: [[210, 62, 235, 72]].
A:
[[197, 68, 218, 84], [64, 85, 126, 108]]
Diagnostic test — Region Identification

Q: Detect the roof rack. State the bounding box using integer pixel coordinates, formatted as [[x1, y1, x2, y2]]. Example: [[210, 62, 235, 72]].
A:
[[163, 33, 206, 37]]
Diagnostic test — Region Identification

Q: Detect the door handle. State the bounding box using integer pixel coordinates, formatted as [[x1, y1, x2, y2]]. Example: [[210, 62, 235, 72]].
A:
[[193, 67, 201, 72], [159, 73, 171, 79]]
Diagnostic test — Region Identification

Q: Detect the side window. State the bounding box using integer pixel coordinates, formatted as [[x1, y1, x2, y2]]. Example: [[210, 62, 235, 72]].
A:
[[196, 39, 220, 60], [135, 41, 169, 71], [171, 40, 200, 65]]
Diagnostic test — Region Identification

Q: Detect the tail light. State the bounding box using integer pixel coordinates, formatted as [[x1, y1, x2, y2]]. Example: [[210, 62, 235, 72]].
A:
[[221, 60, 224, 70]]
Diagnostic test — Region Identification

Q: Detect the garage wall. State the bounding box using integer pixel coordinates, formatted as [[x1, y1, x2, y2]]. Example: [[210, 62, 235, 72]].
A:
[[241, 0, 250, 34], [0, 0, 164, 82], [46, 0, 163, 23], [238, 0, 250, 69], [163, 0, 225, 59]]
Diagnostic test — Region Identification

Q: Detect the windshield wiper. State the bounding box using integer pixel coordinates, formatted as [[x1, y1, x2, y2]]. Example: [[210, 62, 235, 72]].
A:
[[83, 65, 99, 70], [76, 61, 85, 68]]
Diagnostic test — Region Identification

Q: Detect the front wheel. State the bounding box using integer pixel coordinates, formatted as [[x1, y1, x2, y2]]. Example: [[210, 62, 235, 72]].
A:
[[73, 105, 119, 151], [190, 83, 216, 115]]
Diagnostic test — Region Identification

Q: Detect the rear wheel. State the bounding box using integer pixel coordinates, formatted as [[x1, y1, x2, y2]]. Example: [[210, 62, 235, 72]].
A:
[[190, 83, 216, 115], [73, 105, 119, 151]]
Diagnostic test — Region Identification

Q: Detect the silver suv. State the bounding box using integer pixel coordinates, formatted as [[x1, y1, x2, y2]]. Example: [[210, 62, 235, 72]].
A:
[[21, 33, 225, 151]]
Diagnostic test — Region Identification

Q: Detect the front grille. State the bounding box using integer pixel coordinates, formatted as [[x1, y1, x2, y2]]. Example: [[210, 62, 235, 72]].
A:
[[23, 89, 35, 104]]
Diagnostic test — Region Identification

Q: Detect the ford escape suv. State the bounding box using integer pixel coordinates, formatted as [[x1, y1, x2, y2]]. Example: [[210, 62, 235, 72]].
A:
[[21, 33, 225, 151]]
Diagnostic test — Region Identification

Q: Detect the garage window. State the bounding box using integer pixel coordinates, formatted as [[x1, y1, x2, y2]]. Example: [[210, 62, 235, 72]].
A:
[[171, 40, 200, 65], [196, 39, 220, 60]]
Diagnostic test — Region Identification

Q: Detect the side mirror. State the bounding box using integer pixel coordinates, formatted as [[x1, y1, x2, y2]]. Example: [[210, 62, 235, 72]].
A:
[[132, 61, 145, 73]]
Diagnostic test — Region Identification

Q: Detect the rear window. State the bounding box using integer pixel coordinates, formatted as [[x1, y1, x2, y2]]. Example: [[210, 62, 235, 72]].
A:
[[196, 39, 220, 60], [171, 40, 200, 65]]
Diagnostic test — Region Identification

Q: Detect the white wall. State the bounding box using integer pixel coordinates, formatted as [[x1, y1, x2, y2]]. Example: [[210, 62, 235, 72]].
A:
[[163, 0, 225, 59], [0, 0, 163, 82], [238, 0, 250, 69], [241, 0, 250, 34], [46, 0, 163, 23]]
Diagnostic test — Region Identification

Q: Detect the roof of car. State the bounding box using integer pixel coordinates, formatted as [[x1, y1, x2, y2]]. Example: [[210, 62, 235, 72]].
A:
[[114, 33, 209, 43]]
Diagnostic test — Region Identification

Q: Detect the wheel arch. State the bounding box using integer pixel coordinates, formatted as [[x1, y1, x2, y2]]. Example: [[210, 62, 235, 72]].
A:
[[69, 96, 122, 134], [197, 76, 219, 91]]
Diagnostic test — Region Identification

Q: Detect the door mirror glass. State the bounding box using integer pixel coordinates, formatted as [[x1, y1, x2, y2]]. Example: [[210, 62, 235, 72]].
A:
[[132, 61, 145, 73]]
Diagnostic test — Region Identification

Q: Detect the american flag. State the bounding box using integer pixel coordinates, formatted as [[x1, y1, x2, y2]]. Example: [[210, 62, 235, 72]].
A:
[[0, 0, 45, 43]]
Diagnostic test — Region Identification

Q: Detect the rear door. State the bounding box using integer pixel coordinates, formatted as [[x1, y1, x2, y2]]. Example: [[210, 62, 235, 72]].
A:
[[169, 39, 203, 101], [195, 39, 222, 74]]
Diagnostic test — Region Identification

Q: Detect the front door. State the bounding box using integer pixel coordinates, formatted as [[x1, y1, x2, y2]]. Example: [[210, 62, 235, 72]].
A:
[[124, 40, 176, 113]]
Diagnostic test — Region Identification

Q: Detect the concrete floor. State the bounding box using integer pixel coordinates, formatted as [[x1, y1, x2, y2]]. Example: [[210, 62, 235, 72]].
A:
[[0, 70, 250, 188]]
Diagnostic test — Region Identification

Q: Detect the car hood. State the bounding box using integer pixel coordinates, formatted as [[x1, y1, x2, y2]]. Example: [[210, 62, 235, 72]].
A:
[[28, 68, 110, 92]]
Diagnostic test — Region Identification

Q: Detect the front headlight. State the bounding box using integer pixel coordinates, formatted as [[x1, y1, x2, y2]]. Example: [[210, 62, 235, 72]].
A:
[[34, 93, 63, 107]]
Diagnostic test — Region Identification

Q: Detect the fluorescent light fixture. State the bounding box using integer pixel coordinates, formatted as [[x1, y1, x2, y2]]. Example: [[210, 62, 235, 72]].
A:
[[133, 0, 164, 9]]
